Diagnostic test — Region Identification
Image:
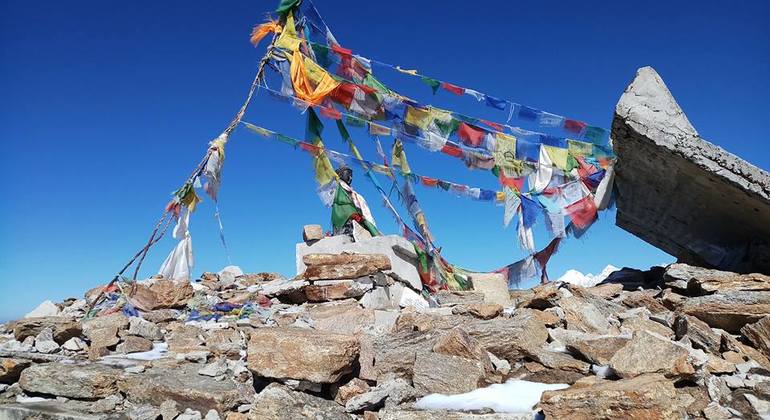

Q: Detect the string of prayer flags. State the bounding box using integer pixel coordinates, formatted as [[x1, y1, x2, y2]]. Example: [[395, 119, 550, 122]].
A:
[[442, 82, 464, 95], [289, 48, 340, 106], [391, 139, 412, 175]]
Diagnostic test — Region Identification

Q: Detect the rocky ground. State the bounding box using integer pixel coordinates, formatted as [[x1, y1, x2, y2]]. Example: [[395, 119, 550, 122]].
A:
[[3, 240, 770, 419]]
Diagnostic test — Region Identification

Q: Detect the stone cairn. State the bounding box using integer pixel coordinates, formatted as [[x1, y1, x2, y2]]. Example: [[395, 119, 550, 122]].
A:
[[2, 222, 770, 419]]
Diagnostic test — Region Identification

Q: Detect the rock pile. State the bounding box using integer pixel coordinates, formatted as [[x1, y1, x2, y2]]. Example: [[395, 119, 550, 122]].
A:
[[3, 233, 770, 419]]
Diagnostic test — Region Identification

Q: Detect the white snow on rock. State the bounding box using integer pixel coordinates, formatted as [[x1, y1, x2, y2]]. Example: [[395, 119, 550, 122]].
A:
[[414, 379, 568, 414], [24, 300, 60, 318], [557, 265, 619, 287]]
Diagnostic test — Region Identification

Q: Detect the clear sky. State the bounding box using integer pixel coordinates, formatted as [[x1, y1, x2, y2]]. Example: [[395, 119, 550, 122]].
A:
[[1, 0, 768, 321]]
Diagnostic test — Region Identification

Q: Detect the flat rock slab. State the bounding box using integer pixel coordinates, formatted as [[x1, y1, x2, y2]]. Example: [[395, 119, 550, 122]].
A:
[[296, 235, 422, 290], [612, 66, 770, 274], [248, 383, 349, 420], [247, 326, 359, 383], [540, 374, 682, 419], [19, 362, 124, 399], [118, 363, 252, 414]]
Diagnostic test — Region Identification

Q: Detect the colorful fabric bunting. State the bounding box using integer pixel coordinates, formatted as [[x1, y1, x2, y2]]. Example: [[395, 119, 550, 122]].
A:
[[485, 95, 507, 110], [563, 119, 587, 135], [457, 122, 485, 148], [442, 82, 464, 95], [518, 105, 540, 121], [290, 49, 340, 106], [565, 196, 598, 229], [421, 76, 441, 94]]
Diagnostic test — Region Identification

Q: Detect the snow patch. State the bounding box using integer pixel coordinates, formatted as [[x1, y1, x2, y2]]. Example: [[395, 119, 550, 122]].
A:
[[101, 342, 168, 362], [414, 379, 569, 414], [17, 395, 52, 403], [557, 265, 619, 288]]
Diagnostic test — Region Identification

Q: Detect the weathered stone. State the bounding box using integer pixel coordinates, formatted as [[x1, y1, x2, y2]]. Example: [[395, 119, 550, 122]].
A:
[[621, 314, 675, 339], [13, 317, 81, 344], [466, 303, 503, 320], [706, 354, 736, 374], [303, 280, 372, 301], [435, 290, 485, 307], [205, 328, 243, 359], [345, 378, 418, 413], [34, 328, 60, 354], [462, 314, 548, 362], [559, 295, 611, 334], [302, 224, 325, 242], [19, 362, 123, 399], [619, 290, 669, 314], [296, 235, 422, 290], [519, 282, 560, 309], [531, 349, 591, 373], [248, 383, 348, 420], [433, 328, 492, 372], [167, 324, 205, 354], [61, 337, 88, 352], [334, 378, 370, 406], [680, 290, 770, 333], [306, 299, 375, 335], [128, 317, 163, 341], [566, 334, 631, 365], [469, 273, 512, 307], [303, 253, 391, 268], [609, 330, 695, 378], [412, 352, 487, 395], [130, 279, 194, 310], [743, 315, 770, 360], [675, 314, 721, 354], [117, 336, 153, 354], [666, 263, 770, 294], [24, 300, 60, 318], [359, 329, 439, 382], [540, 374, 682, 419], [119, 363, 252, 414], [611, 66, 770, 274], [0, 358, 31, 383], [82, 313, 128, 349], [301, 261, 390, 281], [247, 326, 358, 383], [141, 309, 179, 324], [586, 283, 624, 299], [198, 358, 228, 377]]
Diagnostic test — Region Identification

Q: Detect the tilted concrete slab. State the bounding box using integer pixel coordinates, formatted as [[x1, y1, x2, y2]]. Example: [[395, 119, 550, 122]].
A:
[[612, 66, 770, 274]]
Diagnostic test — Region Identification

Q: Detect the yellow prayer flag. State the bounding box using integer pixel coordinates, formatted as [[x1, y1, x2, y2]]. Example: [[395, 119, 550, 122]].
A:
[[404, 106, 432, 130], [274, 12, 302, 51], [567, 139, 593, 158], [493, 132, 517, 169], [543, 145, 569, 170], [290, 49, 340, 106], [311, 140, 337, 186]]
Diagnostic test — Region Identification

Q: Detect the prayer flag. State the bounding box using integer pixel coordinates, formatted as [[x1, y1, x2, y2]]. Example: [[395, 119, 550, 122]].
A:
[[465, 89, 484, 101], [563, 119, 587, 135], [567, 139, 593, 158], [565, 196, 597, 229], [584, 126, 607, 144], [531, 146, 553, 193], [538, 112, 565, 128], [503, 188, 521, 227], [457, 122, 486, 148], [479, 189, 496, 201], [518, 105, 540, 121], [493, 133, 517, 169], [520, 195, 540, 229], [485, 95, 507, 110], [421, 76, 441, 94], [442, 82, 464, 95], [391, 139, 412, 175], [243, 122, 273, 137], [539, 134, 567, 148], [441, 144, 464, 158], [516, 138, 541, 162], [369, 122, 391, 137], [319, 106, 341, 120], [405, 106, 433, 130]]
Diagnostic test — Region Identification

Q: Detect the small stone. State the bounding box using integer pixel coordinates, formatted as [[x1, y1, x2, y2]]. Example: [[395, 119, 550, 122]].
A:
[[198, 358, 229, 377], [466, 303, 503, 320], [124, 365, 145, 374], [34, 328, 60, 353], [204, 409, 221, 420], [303, 224, 324, 242], [160, 399, 179, 420], [176, 408, 203, 420], [432, 327, 493, 373], [61, 337, 88, 352], [128, 317, 163, 341], [335, 378, 370, 406], [116, 336, 153, 354], [703, 402, 732, 420]]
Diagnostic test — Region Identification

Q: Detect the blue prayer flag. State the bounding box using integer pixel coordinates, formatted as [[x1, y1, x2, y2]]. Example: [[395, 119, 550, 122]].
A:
[[485, 95, 507, 110], [516, 138, 541, 162], [518, 105, 540, 121], [520, 195, 540, 229]]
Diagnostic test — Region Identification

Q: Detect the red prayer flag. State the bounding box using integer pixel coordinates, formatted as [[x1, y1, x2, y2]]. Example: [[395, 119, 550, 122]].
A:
[[563, 119, 587, 134], [421, 176, 439, 187], [457, 122, 486, 147], [331, 45, 352, 56], [534, 237, 562, 284], [565, 196, 597, 229], [499, 172, 525, 191], [299, 142, 319, 153], [357, 84, 377, 95], [319, 106, 341, 120], [440, 144, 464, 158], [442, 82, 464, 95], [330, 83, 356, 108], [576, 156, 599, 179], [481, 119, 504, 131]]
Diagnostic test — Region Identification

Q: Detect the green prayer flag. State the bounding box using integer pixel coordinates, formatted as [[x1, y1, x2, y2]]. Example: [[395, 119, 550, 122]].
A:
[[331, 185, 379, 236], [275, 0, 300, 17], [420, 76, 441, 95], [311, 43, 333, 68], [306, 108, 324, 145]]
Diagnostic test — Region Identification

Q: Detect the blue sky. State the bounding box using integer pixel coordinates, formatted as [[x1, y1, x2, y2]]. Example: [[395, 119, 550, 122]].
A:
[[1, 0, 768, 321]]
